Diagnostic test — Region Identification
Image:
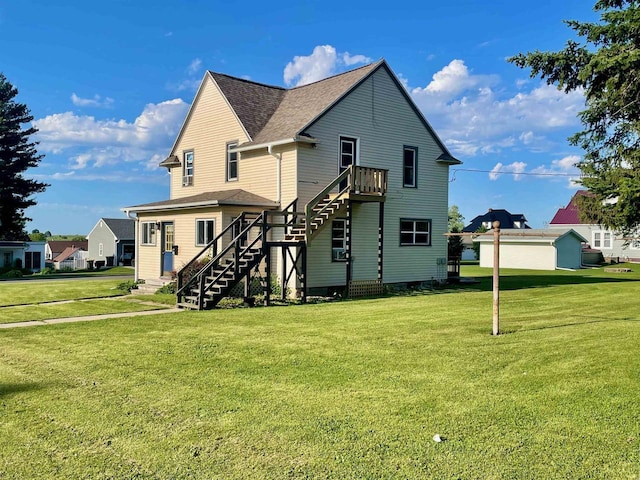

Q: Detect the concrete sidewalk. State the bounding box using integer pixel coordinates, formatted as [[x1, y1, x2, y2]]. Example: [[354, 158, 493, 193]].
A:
[[0, 307, 183, 329]]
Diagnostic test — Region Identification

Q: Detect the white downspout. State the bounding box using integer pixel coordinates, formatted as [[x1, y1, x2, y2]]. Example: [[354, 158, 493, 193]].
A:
[[124, 209, 139, 282], [267, 144, 282, 204]]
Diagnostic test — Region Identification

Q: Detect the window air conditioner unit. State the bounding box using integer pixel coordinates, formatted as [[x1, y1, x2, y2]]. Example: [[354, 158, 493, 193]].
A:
[[182, 176, 193, 186]]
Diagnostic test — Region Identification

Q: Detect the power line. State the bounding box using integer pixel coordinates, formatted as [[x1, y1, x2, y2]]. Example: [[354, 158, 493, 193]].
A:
[[450, 168, 582, 182]]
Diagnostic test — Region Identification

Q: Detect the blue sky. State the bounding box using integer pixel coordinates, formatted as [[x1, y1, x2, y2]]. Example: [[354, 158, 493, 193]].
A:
[[1, 0, 597, 234]]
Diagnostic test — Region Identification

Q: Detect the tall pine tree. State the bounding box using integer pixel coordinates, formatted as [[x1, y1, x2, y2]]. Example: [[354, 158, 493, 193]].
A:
[[509, 0, 640, 240], [0, 73, 48, 240]]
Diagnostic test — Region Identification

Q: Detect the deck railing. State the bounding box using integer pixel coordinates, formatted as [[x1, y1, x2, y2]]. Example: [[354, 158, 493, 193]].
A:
[[304, 165, 388, 242]]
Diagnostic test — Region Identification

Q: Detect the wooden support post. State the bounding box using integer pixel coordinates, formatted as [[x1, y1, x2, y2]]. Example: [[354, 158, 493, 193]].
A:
[[346, 200, 352, 295], [492, 220, 500, 336], [264, 245, 271, 306], [281, 245, 287, 301], [378, 202, 384, 282]]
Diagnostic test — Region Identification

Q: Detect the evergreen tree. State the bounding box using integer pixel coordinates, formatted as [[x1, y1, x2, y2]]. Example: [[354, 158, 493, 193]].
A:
[[0, 73, 48, 240], [447, 206, 465, 259], [509, 0, 640, 239]]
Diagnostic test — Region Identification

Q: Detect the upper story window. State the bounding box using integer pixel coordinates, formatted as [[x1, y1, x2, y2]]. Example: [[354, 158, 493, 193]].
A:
[[403, 146, 417, 188], [141, 222, 157, 246], [227, 142, 238, 182], [98, 243, 104, 257], [593, 231, 612, 249], [183, 151, 194, 186], [400, 218, 431, 246], [196, 219, 215, 246]]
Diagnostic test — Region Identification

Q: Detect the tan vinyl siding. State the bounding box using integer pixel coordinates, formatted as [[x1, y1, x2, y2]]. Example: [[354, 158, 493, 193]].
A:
[[169, 75, 250, 199], [299, 67, 450, 285], [137, 213, 163, 280]]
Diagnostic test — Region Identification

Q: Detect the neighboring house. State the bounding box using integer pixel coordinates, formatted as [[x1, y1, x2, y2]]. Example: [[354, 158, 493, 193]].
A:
[[52, 246, 88, 270], [463, 208, 531, 233], [0, 241, 45, 272], [123, 59, 461, 309], [45, 241, 88, 261], [87, 218, 135, 266], [477, 229, 586, 271], [549, 190, 640, 261], [460, 208, 531, 261]]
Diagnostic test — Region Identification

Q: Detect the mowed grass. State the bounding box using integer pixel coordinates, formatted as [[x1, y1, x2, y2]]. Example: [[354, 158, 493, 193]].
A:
[[1, 267, 639, 478], [0, 298, 169, 324], [0, 278, 131, 306], [0, 278, 170, 323]]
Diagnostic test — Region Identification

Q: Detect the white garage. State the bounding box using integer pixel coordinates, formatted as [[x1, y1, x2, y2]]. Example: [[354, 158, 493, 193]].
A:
[[477, 229, 587, 271]]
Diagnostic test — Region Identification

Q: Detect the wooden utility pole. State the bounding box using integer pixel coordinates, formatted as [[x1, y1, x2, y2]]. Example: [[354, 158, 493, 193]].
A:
[[492, 221, 500, 336]]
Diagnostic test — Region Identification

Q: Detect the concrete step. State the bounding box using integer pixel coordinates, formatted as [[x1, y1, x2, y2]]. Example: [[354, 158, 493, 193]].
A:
[[132, 277, 173, 295]]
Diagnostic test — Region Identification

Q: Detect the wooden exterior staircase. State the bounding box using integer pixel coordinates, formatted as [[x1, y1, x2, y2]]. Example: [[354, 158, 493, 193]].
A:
[[176, 165, 388, 310]]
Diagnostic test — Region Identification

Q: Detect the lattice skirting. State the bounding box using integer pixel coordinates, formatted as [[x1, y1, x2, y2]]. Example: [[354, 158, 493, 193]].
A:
[[348, 279, 383, 298]]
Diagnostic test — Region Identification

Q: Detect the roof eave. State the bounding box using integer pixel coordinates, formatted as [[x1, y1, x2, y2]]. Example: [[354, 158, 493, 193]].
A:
[[436, 153, 462, 165], [122, 199, 279, 214], [232, 136, 318, 153]]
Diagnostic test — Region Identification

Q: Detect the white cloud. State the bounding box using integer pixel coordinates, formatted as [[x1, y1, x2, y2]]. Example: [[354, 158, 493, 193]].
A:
[[284, 45, 371, 87], [489, 161, 527, 181], [408, 60, 585, 157], [71, 93, 114, 108], [531, 154, 582, 188], [33, 98, 189, 172], [187, 58, 202, 75], [342, 52, 372, 66]]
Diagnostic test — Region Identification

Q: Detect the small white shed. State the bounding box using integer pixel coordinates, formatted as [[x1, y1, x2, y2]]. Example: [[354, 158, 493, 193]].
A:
[[477, 229, 587, 271]]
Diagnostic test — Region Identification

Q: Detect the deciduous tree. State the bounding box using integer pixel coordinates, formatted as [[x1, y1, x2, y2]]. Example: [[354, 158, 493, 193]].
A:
[[0, 73, 47, 240], [510, 0, 640, 239]]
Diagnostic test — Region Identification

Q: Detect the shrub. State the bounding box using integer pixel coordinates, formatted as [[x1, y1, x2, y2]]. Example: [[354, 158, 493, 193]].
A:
[[117, 280, 142, 293], [156, 282, 177, 295], [39, 267, 55, 275], [2, 269, 23, 278]]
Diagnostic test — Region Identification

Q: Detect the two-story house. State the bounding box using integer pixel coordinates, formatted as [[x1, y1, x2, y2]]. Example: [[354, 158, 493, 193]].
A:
[[550, 190, 640, 262], [123, 59, 461, 309]]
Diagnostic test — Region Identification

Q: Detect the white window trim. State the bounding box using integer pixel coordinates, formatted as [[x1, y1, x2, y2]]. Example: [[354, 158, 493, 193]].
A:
[[141, 222, 157, 246], [183, 150, 194, 186], [593, 230, 612, 249], [195, 218, 216, 246], [98, 243, 104, 257], [227, 142, 238, 182]]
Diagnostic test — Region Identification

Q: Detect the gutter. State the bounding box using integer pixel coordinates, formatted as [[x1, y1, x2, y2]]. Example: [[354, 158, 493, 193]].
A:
[[123, 208, 139, 282], [230, 136, 317, 154]]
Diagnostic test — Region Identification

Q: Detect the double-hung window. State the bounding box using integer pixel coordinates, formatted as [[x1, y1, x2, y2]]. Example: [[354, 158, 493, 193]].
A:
[[183, 151, 194, 186], [403, 146, 417, 188], [331, 219, 347, 261], [593, 231, 612, 249], [141, 222, 157, 246], [227, 142, 238, 181], [400, 219, 431, 246], [25, 251, 41, 270], [196, 219, 215, 246]]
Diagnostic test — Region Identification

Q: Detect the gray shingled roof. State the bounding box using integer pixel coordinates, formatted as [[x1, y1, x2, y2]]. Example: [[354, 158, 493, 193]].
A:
[[102, 218, 135, 240], [204, 61, 382, 146], [125, 189, 279, 212], [209, 73, 286, 140], [245, 61, 381, 145]]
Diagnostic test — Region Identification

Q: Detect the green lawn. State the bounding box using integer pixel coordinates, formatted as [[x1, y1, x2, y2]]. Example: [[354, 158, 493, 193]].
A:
[[1, 266, 639, 478], [0, 278, 131, 306], [0, 298, 169, 324]]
